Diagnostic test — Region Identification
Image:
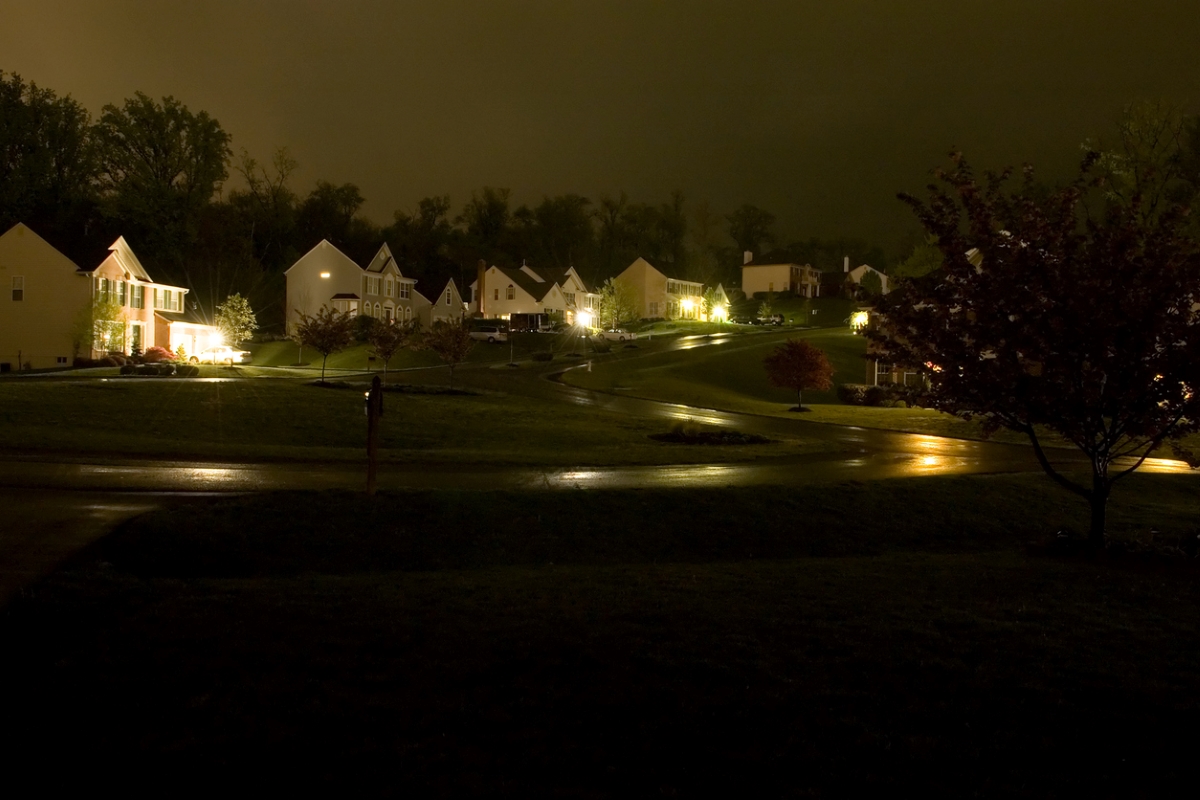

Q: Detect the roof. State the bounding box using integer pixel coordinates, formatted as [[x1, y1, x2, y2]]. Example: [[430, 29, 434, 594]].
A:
[[365, 243, 401, 275], [101, 236, 153, 281], [331, 293, 360, 299], [492, 264, 557, 302]]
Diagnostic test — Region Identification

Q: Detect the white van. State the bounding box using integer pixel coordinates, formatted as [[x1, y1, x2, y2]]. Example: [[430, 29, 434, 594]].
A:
[[469, 326, 508, 343]]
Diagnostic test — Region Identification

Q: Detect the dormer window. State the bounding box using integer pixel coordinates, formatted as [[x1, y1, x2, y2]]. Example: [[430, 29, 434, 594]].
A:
[[506, 285, 515, 300]]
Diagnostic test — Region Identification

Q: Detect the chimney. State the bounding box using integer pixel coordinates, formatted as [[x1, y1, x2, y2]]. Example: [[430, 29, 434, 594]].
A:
[[743, 250, 753, 265], [477, 259, 487, 317], [843, 256, 849, 273]]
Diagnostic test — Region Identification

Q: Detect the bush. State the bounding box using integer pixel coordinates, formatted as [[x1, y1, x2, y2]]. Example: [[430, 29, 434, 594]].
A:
[[119, 364, 136, 375], [143, 346, 176, 363], [135, 364, 159, 376], [532, 352, 554, 362], [865, 385, 890, 406], [837, 384, 870, 405], [100, 356, 122, 367]]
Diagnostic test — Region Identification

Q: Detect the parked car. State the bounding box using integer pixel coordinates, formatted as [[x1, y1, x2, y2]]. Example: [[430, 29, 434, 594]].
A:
[[192, 346, 251, 364], [469, 326, 508, 343], [601, 329, 637, 342]]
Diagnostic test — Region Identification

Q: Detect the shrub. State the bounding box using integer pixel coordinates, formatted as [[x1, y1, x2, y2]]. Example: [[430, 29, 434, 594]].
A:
[[143, 346, 176, 363], [837, 384, 869, 405], [532, 352, 554, 362], [135, 364, 159, 376], [119, 364, 136, 375], [865, 385, 890, 406], [101, 356, 121, 367]]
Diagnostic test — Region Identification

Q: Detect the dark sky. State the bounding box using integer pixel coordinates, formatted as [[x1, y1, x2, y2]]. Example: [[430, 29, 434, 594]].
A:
[[3, 1, 1198, 251]]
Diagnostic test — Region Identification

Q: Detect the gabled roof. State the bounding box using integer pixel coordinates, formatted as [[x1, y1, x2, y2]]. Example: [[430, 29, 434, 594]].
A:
[[99, 236, 153, 281], [493, 264, 557, 302], [626, 255, 699, 285], [743, 252, 819, 270], [284, 239, 363, 275], [365, 242, 403, 275]]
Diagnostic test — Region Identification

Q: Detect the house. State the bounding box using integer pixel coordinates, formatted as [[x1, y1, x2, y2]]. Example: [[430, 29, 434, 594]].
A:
[[285, 240, 436, 332], [613, 257, 704, 320], [740, 252, 822, 298], [429, 278, 465, 325], [469, 262, 599, 326], [847, 263, 890, 295], [0, 222, 206, 370]]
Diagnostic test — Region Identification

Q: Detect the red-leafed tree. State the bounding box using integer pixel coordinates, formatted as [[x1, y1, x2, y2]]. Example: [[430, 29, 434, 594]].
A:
[[763, 339, 834, 412], [870, 152, 1200, 543]]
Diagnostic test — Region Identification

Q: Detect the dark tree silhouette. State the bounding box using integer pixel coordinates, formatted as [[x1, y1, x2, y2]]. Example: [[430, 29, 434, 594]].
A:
[[871, 152, 1200, 543], [293, 305, 356, 383]]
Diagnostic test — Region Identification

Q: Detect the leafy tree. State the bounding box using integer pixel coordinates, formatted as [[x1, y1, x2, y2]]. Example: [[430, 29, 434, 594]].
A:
[[598, 277, 639, 329], [727, 204, 776, 255], [0, 72, 99, 246], [859, 269, 883, 296], [871, 152, 1200, 544], [758, 293, 774, 320], [296, 181, 366, 250], [893, 235, 943, 280], [367, 318, 420, 378], [70, 295, 125, 359], [229, 146, 299, 271], [215, 293, 258, 346], [94, 92, 232, 271], [293, 305, 356, 383], [763, 339, 834, 411], [457, 187, 512, 260], [702, 287, 721, 321], [422, 319, 475, 389]]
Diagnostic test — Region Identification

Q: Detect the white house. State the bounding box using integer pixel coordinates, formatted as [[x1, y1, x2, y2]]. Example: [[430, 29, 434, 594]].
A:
[[846, 263, 890, 295], [469, 262, 599, 326], [429, 278, 466, 325], [284, 240, 365, 331], [741, 252, 823, 298]]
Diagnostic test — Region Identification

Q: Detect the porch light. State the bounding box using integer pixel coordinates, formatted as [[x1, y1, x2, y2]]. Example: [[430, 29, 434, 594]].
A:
[[320, 272, 331, 279], [577, 310, 593, 327], [850, 310, 869, 330], [681, 299, 694, 311]]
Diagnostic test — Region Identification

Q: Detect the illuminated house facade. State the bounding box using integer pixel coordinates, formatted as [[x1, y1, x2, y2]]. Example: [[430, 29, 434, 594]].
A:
[[741, 253, 823, 298], [0, 222, 206, 370], [285, 241, 435, 332], [614, 257, 704, 320], [430, 278, 465, 324], [469, 263, 599, 324]]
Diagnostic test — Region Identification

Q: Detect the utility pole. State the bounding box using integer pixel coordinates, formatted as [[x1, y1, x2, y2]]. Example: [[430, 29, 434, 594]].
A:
[[366, 375, 384, 496]]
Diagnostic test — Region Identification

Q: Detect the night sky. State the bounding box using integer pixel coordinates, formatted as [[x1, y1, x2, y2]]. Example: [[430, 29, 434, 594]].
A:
[[3, 1, 1198, 249]]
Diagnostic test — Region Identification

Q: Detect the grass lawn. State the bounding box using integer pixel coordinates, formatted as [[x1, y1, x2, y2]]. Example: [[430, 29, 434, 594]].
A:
[[0, 376, 831, 464], [4, 474, 1199, 793]]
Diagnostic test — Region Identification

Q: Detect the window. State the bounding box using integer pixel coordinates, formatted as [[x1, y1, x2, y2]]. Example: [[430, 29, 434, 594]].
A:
[[153, 288, 160, 309], [493, 289, 499, 301], [164, 290, 174, 311], [649, 301, 659, 316], [565, 292, 575, 306], [405, 306, 412, 321], [131, 285, 145, 309], [384, 306, 393, 321], [375, 303, 381, 318], [444, 289, 452, 305], [506, 285, 515, 300], [118, 281, 127, 306], [366, 277, 380, 296], [56, 356, 67, 364], [386, 279, 394, 297], [399, 283, 410, 299], [11, 277, 23, 301], [768, 282, 774, 292]]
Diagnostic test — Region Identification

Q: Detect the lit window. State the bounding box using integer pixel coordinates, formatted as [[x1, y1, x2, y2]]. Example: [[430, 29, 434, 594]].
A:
[[320, 272, 331, 279], [11, 276, 23, 301]]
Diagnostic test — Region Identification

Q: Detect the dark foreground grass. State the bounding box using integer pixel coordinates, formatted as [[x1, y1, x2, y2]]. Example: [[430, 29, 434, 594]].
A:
[[4, 475, 1199, 795]]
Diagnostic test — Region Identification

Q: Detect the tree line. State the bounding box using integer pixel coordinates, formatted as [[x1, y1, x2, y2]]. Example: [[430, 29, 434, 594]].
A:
[[2, 71, 888, 333]]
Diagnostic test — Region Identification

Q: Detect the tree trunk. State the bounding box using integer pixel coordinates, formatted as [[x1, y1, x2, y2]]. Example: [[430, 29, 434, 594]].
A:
[[797, 387, 802, 410], [321, 354, 327, 383]]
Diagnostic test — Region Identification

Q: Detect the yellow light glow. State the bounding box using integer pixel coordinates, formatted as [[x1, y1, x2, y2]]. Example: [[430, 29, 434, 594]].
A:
[[850, 310, 869, 330], [681, 299, 694, 311], [577, 310, 593, 327], [320, 272, 331, 279], [712, 305, 727, 320]]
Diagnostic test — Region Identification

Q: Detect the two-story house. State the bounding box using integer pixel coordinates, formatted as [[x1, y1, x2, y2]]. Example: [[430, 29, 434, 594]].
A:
[[469, 262, 599, 327], [740, 252, 823, 298], [613, 257, 704, 320], [0, 222, 206, 370]]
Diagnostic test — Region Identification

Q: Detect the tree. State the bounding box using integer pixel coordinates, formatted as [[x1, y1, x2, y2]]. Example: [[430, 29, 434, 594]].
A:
[[758, 292, 774, 320], [215, 293, 258, 347], [871, 152, 1200, 544], [94, 92, 232, 270], [422, 319, 475, 389], [598, 277, 639, 329], [293, 305, 356, 383], [457, 187, 511, 260], [859, 269, 883, 297], [893, 235, 943, 280], [367, 318, 420, 378], [726, 204, 776, 255], [763, 339, 834, 411], [702, 286, 721, 321], [70, 295, 125, 359]]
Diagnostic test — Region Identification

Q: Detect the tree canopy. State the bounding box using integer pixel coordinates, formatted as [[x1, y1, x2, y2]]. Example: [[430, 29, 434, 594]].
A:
[[293, 305, 356, 383], [421, 320, 475, 389], [871, 152, 1200, 542], [215, 293, 258, 347], [763, 339, 833, 410]]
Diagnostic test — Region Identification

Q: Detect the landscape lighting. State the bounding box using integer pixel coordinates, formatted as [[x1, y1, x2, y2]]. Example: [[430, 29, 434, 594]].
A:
[[577, 311, 593, 327]]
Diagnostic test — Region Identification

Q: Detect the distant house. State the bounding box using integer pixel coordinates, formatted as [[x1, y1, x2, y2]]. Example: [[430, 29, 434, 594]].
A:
[[740, 252, 822, 298], [429, 278, 465, 325], [469, 262, 599, 326], [285, 240, 436, 332], [613, 257, 704, 320], [847, 263, 890, 295], [0, 222, 209, 370]]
